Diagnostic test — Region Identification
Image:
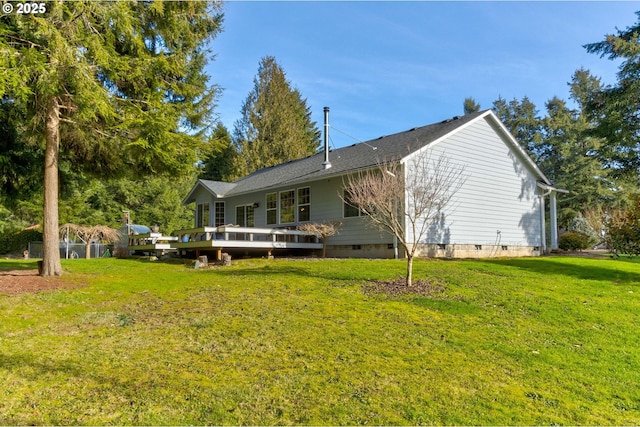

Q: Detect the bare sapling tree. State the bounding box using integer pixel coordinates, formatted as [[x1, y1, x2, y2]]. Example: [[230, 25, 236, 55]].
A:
[[60, 224, 120, 259], [343, 149, 466, 286], [297, 221, 342, 258]]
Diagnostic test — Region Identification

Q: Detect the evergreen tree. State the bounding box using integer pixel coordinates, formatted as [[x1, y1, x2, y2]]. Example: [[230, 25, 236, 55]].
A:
[[0, 1, 223, 275], [0, 98, 42, 206], [492, 96, 544, 159], [58, 174, 195, 234], [540, 94, 615, 227], [233, 56, 321, 175], [463, 97, 481, 114], [200, 123, 238, 182], [584, 11, 640, 185]]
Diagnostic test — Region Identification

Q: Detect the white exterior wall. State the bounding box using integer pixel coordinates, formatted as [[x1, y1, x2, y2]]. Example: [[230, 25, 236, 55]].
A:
[[189, 186, 225, 227], [405, 117, 541, 249], [196, 177, 391, 247]]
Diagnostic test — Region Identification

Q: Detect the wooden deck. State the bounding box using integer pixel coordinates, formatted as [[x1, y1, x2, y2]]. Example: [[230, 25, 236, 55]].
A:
[[127, 232, 178, 253], [129, 226, 322, 258]]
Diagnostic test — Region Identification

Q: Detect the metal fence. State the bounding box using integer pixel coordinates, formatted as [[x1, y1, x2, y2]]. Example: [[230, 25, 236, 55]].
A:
[[28, 241, 114, 259]]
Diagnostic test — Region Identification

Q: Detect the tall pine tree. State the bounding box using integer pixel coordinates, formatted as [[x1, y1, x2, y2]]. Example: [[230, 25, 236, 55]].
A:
[[584, 11, 640, 186], [492, 96, 544, 159], [200, 123, 238, 182], [233, 56, 321, 175], [0, 1, 222, 275]]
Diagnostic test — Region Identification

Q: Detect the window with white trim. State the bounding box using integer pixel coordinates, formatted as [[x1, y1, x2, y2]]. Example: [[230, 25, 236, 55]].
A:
[[266, 193, 277, 225], [196, 202, 210, 227], [343, 190, 361, 218], [236, 205, 255, 227], [298, 187, 310, 222], [214, 202, 225, 226], [280, 190, 295, 224]]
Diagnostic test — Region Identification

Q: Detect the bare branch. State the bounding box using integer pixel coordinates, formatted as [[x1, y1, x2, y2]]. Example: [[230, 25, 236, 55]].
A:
[[297, 221, 342, 258], [60, 223, 121, 259], [342, 147, 466, 285]]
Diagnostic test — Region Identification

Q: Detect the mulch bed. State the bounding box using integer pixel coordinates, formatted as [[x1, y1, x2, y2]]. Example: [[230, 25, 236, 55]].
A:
[[0, 270, 78, 295], [362, 278, 449, 297]]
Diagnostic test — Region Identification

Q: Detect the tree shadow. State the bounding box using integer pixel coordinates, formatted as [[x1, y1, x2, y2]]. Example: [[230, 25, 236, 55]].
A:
[[422, 212, 454, 257], [0, 351, 86, 380], [483, 257, 640, 285], [519, 208, 542, 246], [0, 260, 38, 272]]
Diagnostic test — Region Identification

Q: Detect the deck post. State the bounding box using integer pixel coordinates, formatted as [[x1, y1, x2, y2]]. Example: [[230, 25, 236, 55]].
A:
[[216, 248, 222, 261]]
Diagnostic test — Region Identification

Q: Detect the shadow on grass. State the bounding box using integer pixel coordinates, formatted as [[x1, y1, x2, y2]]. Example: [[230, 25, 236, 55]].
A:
[[0, 260, 38, 272], [0, 351, 86, 380], [412, 297, 482, 316], [211, 263, 401, 283], [213, 266, 311, 278], [483, 257, 640, 285]]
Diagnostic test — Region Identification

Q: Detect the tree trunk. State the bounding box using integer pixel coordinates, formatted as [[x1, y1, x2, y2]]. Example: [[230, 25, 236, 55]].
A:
[[406, 254, 413, 287], [41, 98, 63, 276], [85, 242, 92, 259]]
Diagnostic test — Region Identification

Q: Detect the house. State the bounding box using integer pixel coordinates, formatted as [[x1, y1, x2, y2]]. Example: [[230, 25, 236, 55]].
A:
[[179, 109, 565, 259]]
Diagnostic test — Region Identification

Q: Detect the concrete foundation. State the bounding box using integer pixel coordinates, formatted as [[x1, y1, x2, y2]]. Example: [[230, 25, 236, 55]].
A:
[[326, 243, 541, 259]]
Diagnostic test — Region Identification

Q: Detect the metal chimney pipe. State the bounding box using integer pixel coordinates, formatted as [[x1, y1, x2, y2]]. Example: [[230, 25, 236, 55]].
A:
[[322, 106, 332, 170]]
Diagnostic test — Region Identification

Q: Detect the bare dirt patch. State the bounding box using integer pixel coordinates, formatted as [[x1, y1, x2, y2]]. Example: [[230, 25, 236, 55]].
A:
[[0, 270, 79, 295], [551, 250, 610, 259], [362, 278, 450, 298]]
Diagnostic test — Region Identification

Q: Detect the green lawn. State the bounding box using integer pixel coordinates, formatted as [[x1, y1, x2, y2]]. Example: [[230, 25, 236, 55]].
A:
[[0, 256, 639, 425]]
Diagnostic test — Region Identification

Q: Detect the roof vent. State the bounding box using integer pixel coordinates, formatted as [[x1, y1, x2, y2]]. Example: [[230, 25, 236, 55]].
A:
[[322, 107, 332, 170]]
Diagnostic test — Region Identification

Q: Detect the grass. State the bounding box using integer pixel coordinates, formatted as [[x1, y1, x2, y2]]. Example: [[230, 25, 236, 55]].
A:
[[0, 256, 639, 425]]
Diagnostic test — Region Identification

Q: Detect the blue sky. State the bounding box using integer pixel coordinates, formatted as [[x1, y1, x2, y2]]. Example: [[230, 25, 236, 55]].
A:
[[206, 1, 638, 149]]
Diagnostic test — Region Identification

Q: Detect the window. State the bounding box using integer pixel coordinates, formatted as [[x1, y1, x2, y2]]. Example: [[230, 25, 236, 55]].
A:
[[196, 202, 210, 227], [343, 190, 361, 218], [266, 193, 277, 225], [247, 205, 255, 227], [214, 202, 225, 226], [203, 203, 210, 226], [280, 190, 295, 223], [236, 206, 244, 226], [236, 205, 255, 227], [298, 187, 310, 222]]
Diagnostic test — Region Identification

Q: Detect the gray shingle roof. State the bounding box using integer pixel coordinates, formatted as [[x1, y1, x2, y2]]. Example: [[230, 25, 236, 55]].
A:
[[187, 109, 549, 201], [222, 111, 486, 196]]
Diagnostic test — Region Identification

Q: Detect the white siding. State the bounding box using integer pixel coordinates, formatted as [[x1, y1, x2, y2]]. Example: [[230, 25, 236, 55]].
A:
[[406, 117, 541, 247], [190, 187, 218, 227], [204, 177, 391, 246]]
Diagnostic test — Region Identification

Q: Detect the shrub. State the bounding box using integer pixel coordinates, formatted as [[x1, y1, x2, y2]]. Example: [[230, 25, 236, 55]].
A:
[[569, 215, 600, 247], [605, 199, 640, 256], [558, 232, 591, 251], [0, 228, 43, 255]]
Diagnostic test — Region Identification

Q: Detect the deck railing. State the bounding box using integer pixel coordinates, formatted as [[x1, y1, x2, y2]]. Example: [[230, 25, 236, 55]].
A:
[[128, 225, 322, 257], [173, 226, 319, 244]]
